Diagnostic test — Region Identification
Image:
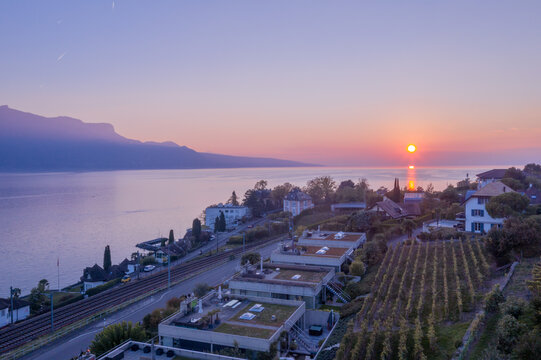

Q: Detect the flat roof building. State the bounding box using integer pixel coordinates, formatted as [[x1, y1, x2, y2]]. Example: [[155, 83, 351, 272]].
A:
[[228, 263, 336, 309], [297, 230, 365, 249], [270, 242, 353, 270]]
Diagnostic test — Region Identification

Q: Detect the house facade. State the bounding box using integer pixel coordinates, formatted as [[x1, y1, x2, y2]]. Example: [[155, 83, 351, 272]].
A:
[[464, 181, 514, 233], [0, 298, 30, 327], [205, 204, 250, 230], [476, 169, 507, 189], [283, 189, 314, 216]]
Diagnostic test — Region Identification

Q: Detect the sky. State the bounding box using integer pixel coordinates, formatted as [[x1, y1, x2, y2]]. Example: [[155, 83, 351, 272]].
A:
[[1, 1, 541, 166]]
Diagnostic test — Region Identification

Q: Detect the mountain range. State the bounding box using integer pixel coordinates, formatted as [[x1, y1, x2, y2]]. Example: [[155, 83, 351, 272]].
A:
[[0, 106, 312, 171]]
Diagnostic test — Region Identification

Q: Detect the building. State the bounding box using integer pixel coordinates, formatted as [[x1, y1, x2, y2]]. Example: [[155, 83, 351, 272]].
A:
[[368, 198, 420, 219], [297, 230, 366, 249], [81, 264, 109, 293], [283, 189, 313, 216], [476, 169, 507, 189], [525, 184, 541, 205], [0, 298, 30, 327], [464, 181, 514, 233], [205, 204, 250, 230], [228, 263, 337, 309], [270, 243, 353, 271], [403, 192, 425, 203], [330, 202, 366, 213], [99, 291, 338, 359]]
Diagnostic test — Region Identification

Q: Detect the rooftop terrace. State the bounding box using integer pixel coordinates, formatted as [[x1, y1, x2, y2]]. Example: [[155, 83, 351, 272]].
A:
[[231, 263, 332, 288]]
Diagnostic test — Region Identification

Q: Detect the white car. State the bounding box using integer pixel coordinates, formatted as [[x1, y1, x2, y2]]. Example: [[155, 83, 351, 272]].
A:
[[143, 265, 156, 272]]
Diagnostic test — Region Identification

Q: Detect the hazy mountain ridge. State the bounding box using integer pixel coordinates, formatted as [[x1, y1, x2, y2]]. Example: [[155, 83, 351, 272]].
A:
[[0, 106, 312, 171]]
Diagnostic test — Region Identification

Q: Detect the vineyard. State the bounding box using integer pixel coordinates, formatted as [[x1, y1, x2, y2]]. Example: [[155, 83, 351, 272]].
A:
[[336, 239, 491, 360]]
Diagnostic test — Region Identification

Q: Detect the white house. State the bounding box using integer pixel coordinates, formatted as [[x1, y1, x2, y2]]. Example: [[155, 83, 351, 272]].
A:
[[205, 204, 250, 230], [283, 188, 314, 216], [476, 169, 507, 189], [81, 264, 109, 293], [464, 181, 514, 233], [0, 298, 30, 327]]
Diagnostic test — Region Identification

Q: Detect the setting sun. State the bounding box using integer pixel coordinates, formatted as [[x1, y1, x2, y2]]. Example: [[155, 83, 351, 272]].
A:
[[407, 144, 416, 153]]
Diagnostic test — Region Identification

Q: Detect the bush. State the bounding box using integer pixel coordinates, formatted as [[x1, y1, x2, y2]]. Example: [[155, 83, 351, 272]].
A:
[[166, 296, 181, 309], [501, 297, 527, 318], [485, 285, 505, 313], [349, 261, 366, 276], [512, 329, 541, 359], [344, 282, 362, 299], [141, 256, 157, 266], [90, 321, 146, 356], [241, 252, 261, 265], [496, 314, 524, 354], [194, 283, 211, 297], [85, 278, 121, 296], [227, 235, 244, 245]]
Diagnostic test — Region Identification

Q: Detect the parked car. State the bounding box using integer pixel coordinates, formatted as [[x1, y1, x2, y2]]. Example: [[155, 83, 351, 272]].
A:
[[144, 265, 156, 272], [121, 275, 131, 283], [247, 224, 253, 228]]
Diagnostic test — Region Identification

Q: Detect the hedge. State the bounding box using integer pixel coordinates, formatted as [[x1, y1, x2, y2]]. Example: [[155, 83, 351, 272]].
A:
[[86, 278, 122, 296]]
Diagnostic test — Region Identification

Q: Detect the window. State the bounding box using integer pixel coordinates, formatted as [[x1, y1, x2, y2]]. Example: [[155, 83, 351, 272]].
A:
[[472, 222, 484, 232], [477, 197, 488, 205], [471, 209, 485, 217]]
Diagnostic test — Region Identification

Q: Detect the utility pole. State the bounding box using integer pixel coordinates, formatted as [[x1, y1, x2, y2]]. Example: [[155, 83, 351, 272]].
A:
[[216, 233, 219, 254], [50, 293, 54, 332], [137, 251, 141, 280], [9, 286, 14, 324], [243, 232, 245, 254], [167, 254, 171, 289]]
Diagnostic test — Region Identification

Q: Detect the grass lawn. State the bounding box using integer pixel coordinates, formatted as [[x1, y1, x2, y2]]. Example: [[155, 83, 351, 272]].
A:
[[425, 322, 470, 360], [213, 323, 275, 338], [467, 313, 500, 360], [232, 302, 296, 326], [274, 269, 327, 283], [295, 211, 335, 227]]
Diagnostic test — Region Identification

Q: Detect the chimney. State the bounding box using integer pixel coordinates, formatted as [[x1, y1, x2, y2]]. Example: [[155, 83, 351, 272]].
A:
[[503, 186, 506, 192]]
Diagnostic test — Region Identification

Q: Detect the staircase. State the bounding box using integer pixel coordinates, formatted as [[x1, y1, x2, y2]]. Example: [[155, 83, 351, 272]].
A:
[[286, 321, 318, 354], [326, 282, 351, 303]]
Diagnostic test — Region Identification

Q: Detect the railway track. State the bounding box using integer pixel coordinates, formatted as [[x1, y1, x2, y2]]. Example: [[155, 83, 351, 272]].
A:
[[0, 236, 279, 354]]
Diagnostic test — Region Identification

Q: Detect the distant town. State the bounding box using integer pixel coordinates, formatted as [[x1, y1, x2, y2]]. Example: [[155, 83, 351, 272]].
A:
[[1, 163, 540, 360]]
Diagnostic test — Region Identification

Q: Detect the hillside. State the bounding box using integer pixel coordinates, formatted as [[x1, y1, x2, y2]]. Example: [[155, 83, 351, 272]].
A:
[[0, 106, 312, 171]]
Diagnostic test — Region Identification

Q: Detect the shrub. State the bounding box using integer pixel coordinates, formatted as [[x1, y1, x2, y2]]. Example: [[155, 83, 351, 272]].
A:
[[85, 278, 121, 297], [90, 321, 146, 356], [501, 297, 527, 318], [349, 261, 366, 276], [512, 329, 541, 359], [496, 314, 525, 354], [485, 285, 505, 313], [241, 252, 261, 265], [194, 283, 211, 297]]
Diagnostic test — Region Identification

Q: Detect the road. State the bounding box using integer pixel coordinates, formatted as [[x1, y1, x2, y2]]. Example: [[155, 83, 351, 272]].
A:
[[21, 241, 279, 360]]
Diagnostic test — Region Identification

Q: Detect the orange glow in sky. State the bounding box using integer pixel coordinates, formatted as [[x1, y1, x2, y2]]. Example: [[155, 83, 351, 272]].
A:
[[409, 165, 415, 169], [407, 144, 417, 153]]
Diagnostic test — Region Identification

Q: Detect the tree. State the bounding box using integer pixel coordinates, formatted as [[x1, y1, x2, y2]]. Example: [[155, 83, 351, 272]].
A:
[[359, 237, 387, 266], [270, 183, 293, 207], [440, 185, 460, 204], [254, 180, 268, 191], [305, 176, 336, 204], [160, 237, 166, 247], [103, 245, 111, 272], [214, 216, 220, 233], [243, 189, 265, 217], [29, 279, 49, 314], [241, 252, 261, 265], [192, 218, 202, 239], [486, 192, 530, 219], [219, 211, 226, 231], [485, 285, 505, 313], [38, 279, 49, 292], [90, 321, 146, 356], [387, 178, 401, 203], [338, 180, 355, 191], [402, 219, 416, 238], [228, 191, 239, 206], [168, 229, 175, 245], [349, 261, 366, 276], [496, 314, 524, 354]]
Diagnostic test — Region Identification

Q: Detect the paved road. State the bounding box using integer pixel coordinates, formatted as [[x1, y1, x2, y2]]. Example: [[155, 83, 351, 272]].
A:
[[387, 227, 422, 247], [22, 241, 279, 360]]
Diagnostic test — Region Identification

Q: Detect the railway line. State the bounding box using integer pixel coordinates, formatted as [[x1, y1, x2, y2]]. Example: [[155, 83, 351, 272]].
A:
[[0, 236, 280, 355]]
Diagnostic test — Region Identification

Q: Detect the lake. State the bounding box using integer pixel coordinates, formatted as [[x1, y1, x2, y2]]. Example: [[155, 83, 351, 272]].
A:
[[0, 166, 491, 297]]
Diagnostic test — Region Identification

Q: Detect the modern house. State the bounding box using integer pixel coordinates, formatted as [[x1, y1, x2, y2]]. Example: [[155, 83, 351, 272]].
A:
[[297, 230, 366, 249], [0, 298, 30, 327], [464, 181, 514, 233], [476, 169, 507, 189], [100, 291, 338, 359], [205, 204, 250, 230], [283, 189, 313, 216], [228, 263, 337, 309]]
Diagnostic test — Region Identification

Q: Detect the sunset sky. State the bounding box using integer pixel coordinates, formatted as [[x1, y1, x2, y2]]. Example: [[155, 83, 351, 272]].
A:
[[1, 1, 540, 166]]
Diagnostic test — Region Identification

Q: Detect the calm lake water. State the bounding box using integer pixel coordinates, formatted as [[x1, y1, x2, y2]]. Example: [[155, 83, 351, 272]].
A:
[[0, 166, 492, 297]]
